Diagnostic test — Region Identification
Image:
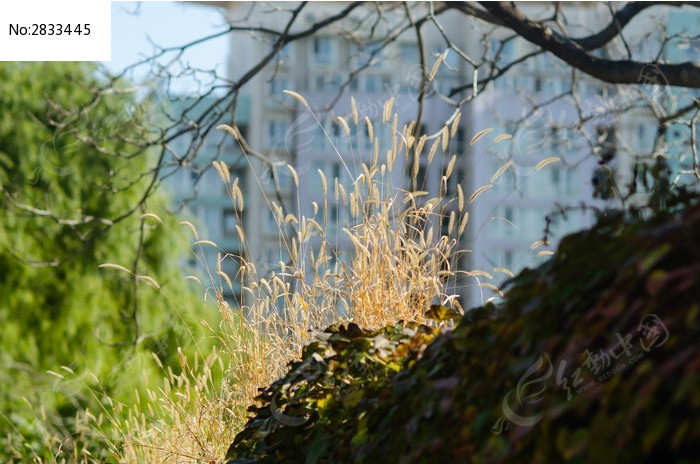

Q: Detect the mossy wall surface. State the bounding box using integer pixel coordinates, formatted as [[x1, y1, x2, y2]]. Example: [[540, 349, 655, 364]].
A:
[[227, 202, 700, 463]]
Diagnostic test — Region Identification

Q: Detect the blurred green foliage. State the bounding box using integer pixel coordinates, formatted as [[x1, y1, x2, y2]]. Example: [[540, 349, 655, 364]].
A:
[[227, 196, 700, 463], [0, 62, 211, 461]]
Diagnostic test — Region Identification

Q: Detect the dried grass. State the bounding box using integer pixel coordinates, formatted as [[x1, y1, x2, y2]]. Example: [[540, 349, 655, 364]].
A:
[[39, 97, 525, 463]]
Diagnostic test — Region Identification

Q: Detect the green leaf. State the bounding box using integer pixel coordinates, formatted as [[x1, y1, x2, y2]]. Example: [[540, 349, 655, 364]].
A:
[[424, 304, 461, 322]]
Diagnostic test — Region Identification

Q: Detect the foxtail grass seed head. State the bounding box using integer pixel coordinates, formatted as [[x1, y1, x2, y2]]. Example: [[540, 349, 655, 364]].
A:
[[382, 97, 394, 123], [427, 138, 440, 165], [137, 275, 161, 290], [139, 213, 163, 224], [98, 263, 132, 274], [180, 220, 199, 240], [530, 240, 546, 250], [318, 169, 327, 196], [193, 240, 218, 248], [459, 212, 469, 234], [283, 89, 310, 108], [493, 266, 515, 278], [469, 184, 492, 204], [407, 120, 416, 137], [351, 97, 359, 125], [372, 138, 379, 167], [491, 160, 513, 183], [428, 51, 446, 82], [470, 127, 493, 145], [217, 124, 241, 141], [535, 157, 560, 171], [450, 112, 461, 138], [365, 116, 374, 142], [287, 164, 299, 188], [336, 116, 350, 136], [415, 134, 427, 159], [445, 155, 457, 179]]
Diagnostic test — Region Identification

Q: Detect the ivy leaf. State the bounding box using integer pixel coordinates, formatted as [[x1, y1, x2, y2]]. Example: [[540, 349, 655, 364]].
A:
[[424, 304, 461, 322]]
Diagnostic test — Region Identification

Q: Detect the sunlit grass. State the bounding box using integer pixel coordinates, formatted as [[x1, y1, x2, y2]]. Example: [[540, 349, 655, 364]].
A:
[[23, 95, 527, 463]]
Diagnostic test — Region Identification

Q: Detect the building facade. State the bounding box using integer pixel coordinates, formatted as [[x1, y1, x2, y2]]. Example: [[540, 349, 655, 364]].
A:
[[179, 2, 697, 308]]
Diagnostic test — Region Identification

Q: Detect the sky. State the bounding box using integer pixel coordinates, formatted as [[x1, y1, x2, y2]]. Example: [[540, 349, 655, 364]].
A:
[[107, 1, 230, 91]]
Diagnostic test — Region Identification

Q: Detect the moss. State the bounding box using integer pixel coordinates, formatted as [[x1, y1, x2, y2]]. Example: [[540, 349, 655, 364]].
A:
[[226, 199, 700, 463]]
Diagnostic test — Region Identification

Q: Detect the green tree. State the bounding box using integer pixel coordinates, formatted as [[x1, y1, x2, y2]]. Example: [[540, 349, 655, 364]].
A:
[[0, 62, 210, 460]]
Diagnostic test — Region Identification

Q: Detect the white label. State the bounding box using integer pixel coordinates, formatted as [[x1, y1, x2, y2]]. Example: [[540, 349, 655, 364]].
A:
[[0, 0, 110, 61]]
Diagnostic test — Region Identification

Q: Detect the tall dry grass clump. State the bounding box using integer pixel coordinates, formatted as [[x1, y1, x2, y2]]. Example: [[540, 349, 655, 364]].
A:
[[98, 97, 492, 463]]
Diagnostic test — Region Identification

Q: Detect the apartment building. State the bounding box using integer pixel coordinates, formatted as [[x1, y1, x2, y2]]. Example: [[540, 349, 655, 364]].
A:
[[182, 2, 697, 308], [164, 94, 252, 301]]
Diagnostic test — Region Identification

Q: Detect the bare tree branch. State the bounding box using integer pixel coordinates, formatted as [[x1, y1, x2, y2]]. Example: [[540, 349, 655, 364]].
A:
[[479, 2, 700, 88]]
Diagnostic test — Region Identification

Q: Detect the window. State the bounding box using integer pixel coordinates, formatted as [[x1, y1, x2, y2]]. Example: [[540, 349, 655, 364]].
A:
[[265, 209, 279, 234], [313, 37, 333, 64], [356, 41, 384, 67], [566, 169, 575, 196], [551, 167, 560, 188], [504, 207, 514, 223], [577, 80, 589, 96], [228, 167, 245, 196], [490, 38, 515, 66], [266, 247, 279, 265], [636, 123, 654, 152], [549, 128, 561, 154], [223, 209, 237, 236], [221, 250, 241, 278], [440, 213, 451, 238], [315, 75, 326, 91], [382, 75, 392, 91], [330, 121, 342, 140], [446, 168, 464, 197], [455, 127, 466, 147], [504, 250, 513, 267], [279, 42, 293, 61], [546, 78, 563, 94], [364, 75, 390, 93], [313, 74, 342, 92], [328, 74, 342, 91], [331, 162, 341, 182], [237, 124, 249, 141], [400, 43, 419, 63], [268, 77, 289, 97], [267, 120, 289, 148], [313, 125, 326, 149], [365, 75, 378, 93], [504, 207, 514, 236], [276, 167, 293, 193], [407, 160, 427, 189]]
